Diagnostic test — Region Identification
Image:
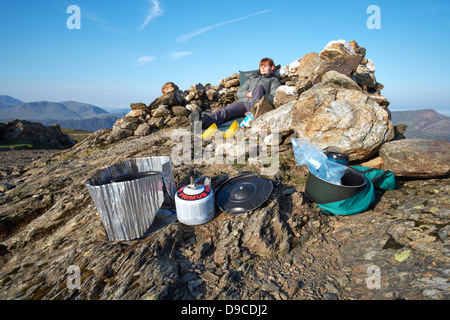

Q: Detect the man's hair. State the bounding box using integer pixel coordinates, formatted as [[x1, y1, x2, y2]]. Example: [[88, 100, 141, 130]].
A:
[[260, 57, 275, 67]]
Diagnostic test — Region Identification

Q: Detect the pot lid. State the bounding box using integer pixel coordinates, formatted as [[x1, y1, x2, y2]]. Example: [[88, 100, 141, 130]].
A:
[[214, 172, 274, 215]]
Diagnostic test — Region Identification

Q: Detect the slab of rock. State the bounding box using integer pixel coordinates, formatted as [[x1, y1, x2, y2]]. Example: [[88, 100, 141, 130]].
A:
[[291, 83, 394, 161], [107, 127, 133, 143], [310, 54, 363, 86], [171, 106, 190, 117], [274, 85, 299, 108], [130, 103, 149, 111], [251, 96, 273, 120], [134, 123, 151, 136], [321, 70, 361, 91], [319, 39, 356, 61], [360, 156, 385, 170], [161, 82, 179, 95], [251, 100, 296, 135], [380, 139, 450, 178], [353, 72, 377, 91], [149, 91, 186, 110], [240, 198, 292, 258], [166, 116, 189, 128], [152, 105, 172, 118], [296, 52, 325, 78], [125, 109, 145, 118]]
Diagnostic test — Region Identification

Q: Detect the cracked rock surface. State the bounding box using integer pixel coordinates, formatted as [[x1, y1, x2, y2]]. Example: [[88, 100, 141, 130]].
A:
[[0, 129, 448, 300]]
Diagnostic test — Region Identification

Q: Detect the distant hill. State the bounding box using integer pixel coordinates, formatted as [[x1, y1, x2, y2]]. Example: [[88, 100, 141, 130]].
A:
[[1, 101, 83, 121], [391, 109, 450, 142], [58, 101, 110, 118], [0, 95, 127, 132], [0, 95, 23, 109], [39, 116, 120, 132], [0, 99, 111, 121]]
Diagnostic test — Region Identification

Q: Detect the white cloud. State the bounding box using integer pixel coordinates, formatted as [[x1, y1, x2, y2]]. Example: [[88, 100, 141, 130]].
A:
[[140, 0, 164, 31], [136, 56, 157, 65], [170, 51, 194, 59], [176, 10, 271, 42]]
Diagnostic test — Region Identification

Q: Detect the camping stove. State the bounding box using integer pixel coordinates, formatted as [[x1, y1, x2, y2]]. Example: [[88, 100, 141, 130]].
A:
[[175, 175, 215, 225]]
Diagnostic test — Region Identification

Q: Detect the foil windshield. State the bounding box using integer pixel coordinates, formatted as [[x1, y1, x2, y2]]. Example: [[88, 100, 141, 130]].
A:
[[85, 157, 176, 241]]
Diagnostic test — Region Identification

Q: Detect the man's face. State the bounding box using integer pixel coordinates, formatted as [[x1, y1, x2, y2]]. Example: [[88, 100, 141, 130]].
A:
[[259, 63, 272, 74]]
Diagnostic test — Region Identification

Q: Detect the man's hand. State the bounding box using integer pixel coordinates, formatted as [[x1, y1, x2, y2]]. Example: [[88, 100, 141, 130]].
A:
[[246, 92, 253, 98]]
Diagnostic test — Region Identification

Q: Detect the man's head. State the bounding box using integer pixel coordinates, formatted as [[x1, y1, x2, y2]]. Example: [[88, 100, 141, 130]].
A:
[[259, 57, 276, 74]]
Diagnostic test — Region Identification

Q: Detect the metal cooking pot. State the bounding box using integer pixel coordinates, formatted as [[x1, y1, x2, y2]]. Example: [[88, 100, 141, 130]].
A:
[[305, 166, 367, 204]]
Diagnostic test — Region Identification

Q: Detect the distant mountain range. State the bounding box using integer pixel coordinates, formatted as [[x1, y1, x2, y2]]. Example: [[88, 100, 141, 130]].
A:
[[391, 109, 450, 142], [0, 95, 128, 132], [1, 95, 449, 141]]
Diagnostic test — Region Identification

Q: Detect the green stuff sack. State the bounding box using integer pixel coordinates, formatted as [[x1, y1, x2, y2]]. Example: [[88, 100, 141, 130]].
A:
[[316, 179, 375, 216], [352, 166, 398, 191], [315, 166, 397, 216]]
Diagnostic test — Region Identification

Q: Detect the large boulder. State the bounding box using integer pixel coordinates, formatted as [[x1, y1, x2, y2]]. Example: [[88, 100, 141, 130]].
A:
[[380, 139, 450, 178], [253, 80, 394, 161], [291, 82, 394, 161]]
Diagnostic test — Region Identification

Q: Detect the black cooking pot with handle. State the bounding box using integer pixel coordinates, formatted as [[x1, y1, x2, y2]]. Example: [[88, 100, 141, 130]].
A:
[[305, 166, 367, 204]]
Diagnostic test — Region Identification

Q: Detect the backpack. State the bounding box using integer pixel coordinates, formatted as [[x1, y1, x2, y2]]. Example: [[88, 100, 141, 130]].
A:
[[315, 166, 398, 216], [239, 70, 257, 86]]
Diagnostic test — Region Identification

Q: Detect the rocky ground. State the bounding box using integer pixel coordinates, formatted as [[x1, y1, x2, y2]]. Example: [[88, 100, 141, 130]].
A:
[[0, 149, 59, 191], [0, 128, 448, 301]]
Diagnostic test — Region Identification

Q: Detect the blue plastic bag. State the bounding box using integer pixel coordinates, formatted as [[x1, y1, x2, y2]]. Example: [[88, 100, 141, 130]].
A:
[[291, 138, 346, 185]]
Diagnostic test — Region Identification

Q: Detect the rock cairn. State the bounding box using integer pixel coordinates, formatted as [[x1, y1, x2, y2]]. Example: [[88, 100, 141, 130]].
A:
[[108, 40, 389, 145], [105, 39, 448, 174], [275, 39, 388, 109], [107, 75, 242, 143]]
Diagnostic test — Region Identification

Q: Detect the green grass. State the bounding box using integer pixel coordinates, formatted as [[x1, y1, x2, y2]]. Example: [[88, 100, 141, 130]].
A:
[[0, 141, 34, 150], [278, 156, 308, 187], [61, 128, 92, 143]]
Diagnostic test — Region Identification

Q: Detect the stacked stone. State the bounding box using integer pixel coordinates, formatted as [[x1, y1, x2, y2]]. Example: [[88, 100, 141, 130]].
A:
[[274, 39, 390, 110], [107, 74, 245, 143], [107, 83, 189, 142]]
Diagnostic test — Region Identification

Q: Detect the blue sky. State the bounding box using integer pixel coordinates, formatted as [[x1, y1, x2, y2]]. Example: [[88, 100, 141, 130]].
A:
[[1, 0, 449, 115]]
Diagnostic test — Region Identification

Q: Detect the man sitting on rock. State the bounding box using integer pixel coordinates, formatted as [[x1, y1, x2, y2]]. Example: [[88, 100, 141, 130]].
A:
[[189, 57, 281, 132]]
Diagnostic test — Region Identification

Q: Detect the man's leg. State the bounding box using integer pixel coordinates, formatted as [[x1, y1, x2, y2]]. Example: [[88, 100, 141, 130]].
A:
[[202, 101, 250, 128], [249, 85, 266, 110]]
